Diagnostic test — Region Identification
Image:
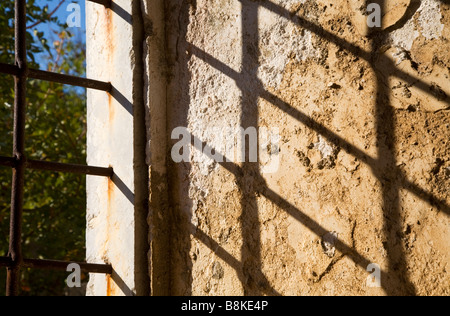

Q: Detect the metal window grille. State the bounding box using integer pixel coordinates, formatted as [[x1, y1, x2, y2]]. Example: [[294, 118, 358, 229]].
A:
[[0, 0, 113, 296]]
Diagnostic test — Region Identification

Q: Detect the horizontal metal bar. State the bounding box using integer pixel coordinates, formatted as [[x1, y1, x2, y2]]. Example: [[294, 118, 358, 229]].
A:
[[0, 155, 113, 177], [28, 68, 112, 91], [0, 156, 16, 167], [0, 256, 112, 274], [27, 160, 114, 177], [87, 0, 112, 8], [0, 256, 12, 266], [0, 63, 111, 91], [0, 62, 19, 76]]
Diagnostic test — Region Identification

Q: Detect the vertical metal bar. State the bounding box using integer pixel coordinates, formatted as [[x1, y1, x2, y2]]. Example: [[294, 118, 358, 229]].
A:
[[6, 0, 27, 297]]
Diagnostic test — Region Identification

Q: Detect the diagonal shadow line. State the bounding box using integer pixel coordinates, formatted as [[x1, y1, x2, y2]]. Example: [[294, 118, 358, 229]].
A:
[[383, 0, 421, 34], [259, 88, 450, 217], [399, 174, 450, 215], [189, 29, 447, 112], [193, 226, 241, 271], [110, 172, 135, 205], [190, 133, 390, 292], [191, 134, 279, 294], [179, 0, 447, 296], [191, 224, 282, 296], [188, 45, 450, 217], [258, 88, 376, 164], [111, 268, 135, 296], [188, 135, 275, 294], [259, 186, 379, 273], [110, 85, 133, 116], [187, 44, 376, 162], [257, 0, 449, 106], [187, 3, 448, 108]]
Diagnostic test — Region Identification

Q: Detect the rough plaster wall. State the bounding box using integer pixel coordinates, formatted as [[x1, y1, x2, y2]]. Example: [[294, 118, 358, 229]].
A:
[[161, 0, 450, 296]]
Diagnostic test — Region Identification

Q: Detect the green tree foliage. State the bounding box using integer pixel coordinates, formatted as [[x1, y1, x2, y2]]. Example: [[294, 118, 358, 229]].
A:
[[0, 0, 87, 296]]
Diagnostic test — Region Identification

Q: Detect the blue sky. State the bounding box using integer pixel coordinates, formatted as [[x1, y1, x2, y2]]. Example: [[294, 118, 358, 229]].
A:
[[32, 0, 86, 69], [34, 0, 86, 32]]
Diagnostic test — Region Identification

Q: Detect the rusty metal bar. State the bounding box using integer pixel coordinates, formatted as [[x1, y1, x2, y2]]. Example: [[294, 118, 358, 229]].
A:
[[28, 68, 112, 92], [0, 63, 112, 92], [7, 0, 27, 297], [0, 156, 113, 177], [1, 0, 114, 297], [23, 259, 113, 274], [0, 156, 16, 168], [87, 0, 112, 9], [0, 257, 112, 275], [26, 160, 114, 177]]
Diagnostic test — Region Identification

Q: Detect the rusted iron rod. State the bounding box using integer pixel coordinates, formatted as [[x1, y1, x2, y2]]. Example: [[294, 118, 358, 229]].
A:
[[0, 257, 112, 274], [0, 156, 113, 177], [87, 0, 112, 8], [23, 259, 113, 274], [7, 0, 27, 297], [0, 62, 20, 76], [28, 68, 112, 91], [0, 63, 112, 92]]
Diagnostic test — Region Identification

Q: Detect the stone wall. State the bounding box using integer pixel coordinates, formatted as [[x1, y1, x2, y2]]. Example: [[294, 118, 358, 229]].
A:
[[87, 0, 449, 295], [161, 0, 449, 296]]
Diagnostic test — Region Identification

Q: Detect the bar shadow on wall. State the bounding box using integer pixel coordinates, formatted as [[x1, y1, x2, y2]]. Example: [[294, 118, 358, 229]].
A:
[[169, 0, 449, 296]]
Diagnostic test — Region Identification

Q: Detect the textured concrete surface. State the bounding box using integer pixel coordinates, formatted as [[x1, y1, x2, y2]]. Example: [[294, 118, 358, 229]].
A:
[[163, 0, 449, 296], [87, 0, 449, 296], [86, 0, 148, 296]]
